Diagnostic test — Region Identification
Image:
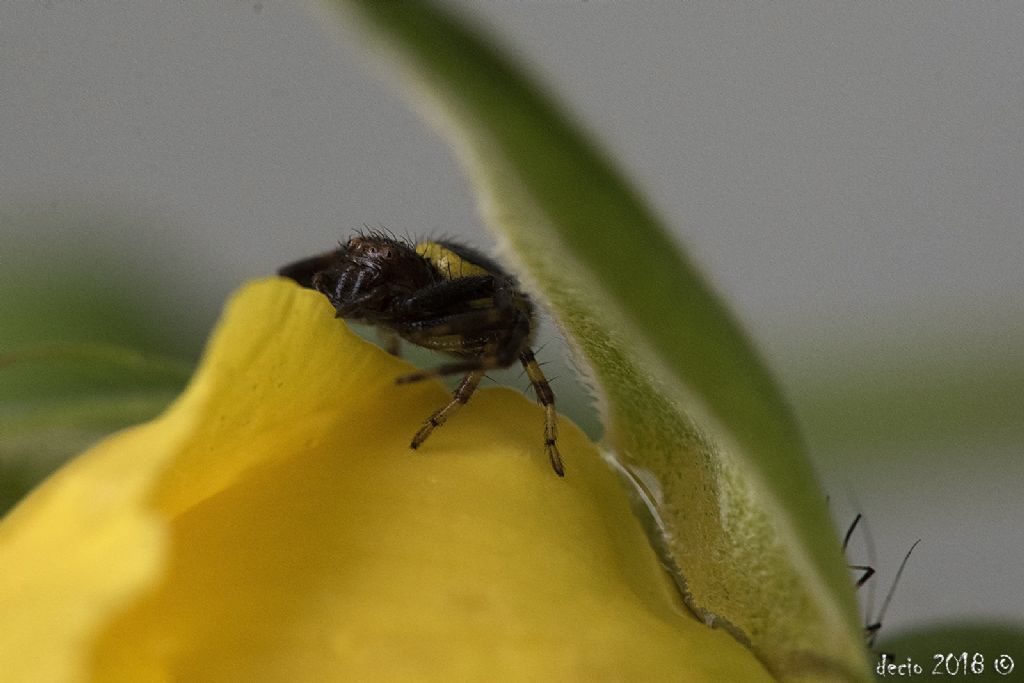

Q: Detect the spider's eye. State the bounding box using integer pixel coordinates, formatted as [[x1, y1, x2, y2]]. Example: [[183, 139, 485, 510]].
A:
[[347, 238, 394, 261]]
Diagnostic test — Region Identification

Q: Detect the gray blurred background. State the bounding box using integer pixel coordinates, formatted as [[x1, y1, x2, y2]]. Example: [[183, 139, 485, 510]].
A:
[[3, 1, 1022, 638]]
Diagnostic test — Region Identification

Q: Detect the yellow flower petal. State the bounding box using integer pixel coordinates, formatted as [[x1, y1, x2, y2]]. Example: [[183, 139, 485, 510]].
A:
[[0, 278, 770, 682]]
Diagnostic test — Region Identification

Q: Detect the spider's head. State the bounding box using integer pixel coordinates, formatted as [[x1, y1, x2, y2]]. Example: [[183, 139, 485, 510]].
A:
[[308, 235, 437, 320]]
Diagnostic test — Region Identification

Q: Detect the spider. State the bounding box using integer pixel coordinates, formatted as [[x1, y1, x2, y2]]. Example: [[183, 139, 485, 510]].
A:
[[278, 232, 564, 476]]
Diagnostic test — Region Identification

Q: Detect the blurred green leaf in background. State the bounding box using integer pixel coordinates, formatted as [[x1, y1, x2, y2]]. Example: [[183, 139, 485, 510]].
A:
[[0, 207, 199, 513]]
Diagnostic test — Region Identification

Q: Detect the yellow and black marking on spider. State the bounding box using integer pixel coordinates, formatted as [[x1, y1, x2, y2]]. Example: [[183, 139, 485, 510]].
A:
[[278, 231, 564, 476]]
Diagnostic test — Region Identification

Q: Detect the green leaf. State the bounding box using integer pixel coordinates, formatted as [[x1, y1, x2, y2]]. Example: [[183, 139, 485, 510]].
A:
[[0, 224, 198, 514], [323, 1, 870, 680], [0, 344, 189, 514], [788, 336, 1024, 455]]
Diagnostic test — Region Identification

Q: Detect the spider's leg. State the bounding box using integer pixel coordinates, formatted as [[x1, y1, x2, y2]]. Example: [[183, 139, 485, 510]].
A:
[[395, 320, 527, 381], [394, 307, 524, 383], [519, 349, 564, 476], [400, 307, 508, 342], [410, 369, 486, 450], [396, 357, 495, 384], [397, 273, 523, 343], [496, 304, 532, 365], [397, 275, 495, 313]]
